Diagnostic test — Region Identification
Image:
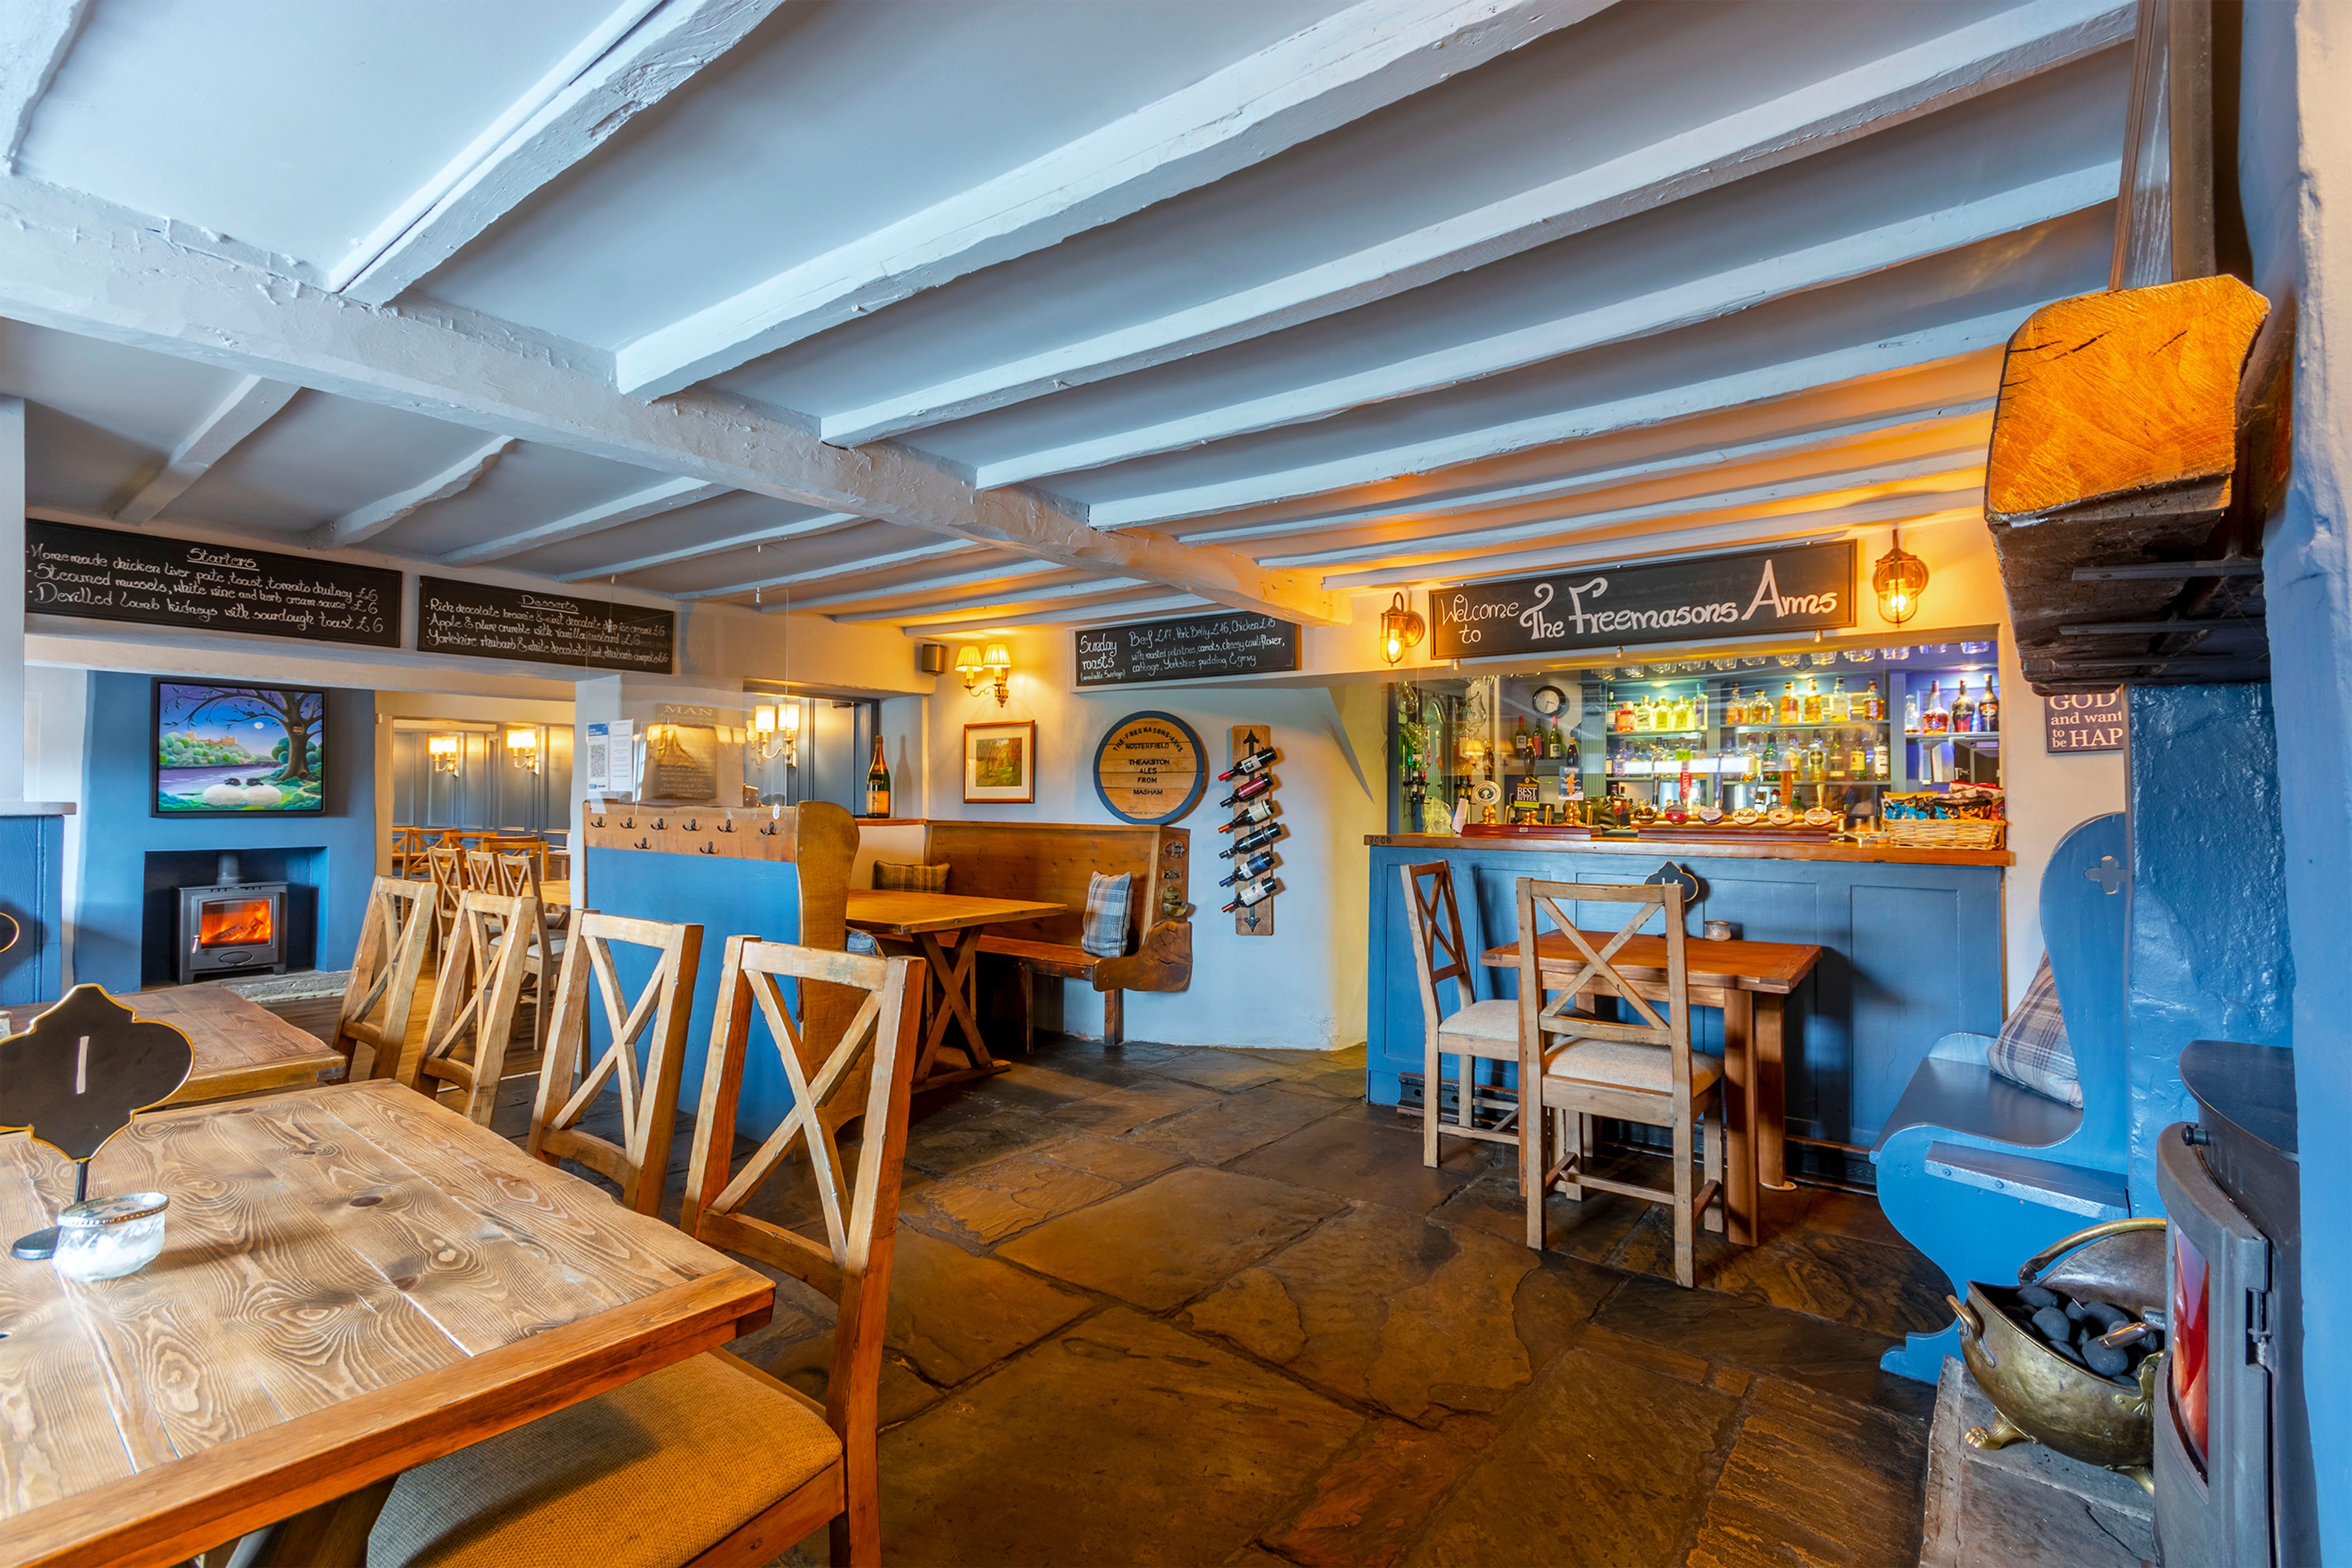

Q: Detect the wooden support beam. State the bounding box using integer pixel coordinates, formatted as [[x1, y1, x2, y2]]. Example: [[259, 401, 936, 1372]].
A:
[[827, 573, 1144, 622], [2070, 558, 2261, 579], [110, 374, 300, 526], [896, 590, 1208, 637], [822, 0, 2132, 447], [2057, 617, 2262, 635], [972, 166, 2113, 490], [552, 510, 864, 580], [675, 540, 976, 601], [440, 476, 733, 565], [788, 555, 1067, 610], [0, 0, 88, 169], [336, 0, 788, 301], [615, 0, 1611, 398], [309, 436, 515, 550], [0, 176, 1345, 624]]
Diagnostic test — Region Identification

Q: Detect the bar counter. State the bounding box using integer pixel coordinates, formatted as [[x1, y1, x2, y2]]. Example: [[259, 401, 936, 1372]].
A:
[[1365, 829, 2008, 1159]]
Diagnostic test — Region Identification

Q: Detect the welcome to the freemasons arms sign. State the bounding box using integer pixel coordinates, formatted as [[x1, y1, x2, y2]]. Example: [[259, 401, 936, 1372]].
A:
[[1427, 542, 1858, 660]]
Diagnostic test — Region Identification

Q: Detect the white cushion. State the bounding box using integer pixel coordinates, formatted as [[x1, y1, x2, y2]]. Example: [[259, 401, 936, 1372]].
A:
[[1541, 1037, 1722, 1096], [1436, 998, 1522, 1060]]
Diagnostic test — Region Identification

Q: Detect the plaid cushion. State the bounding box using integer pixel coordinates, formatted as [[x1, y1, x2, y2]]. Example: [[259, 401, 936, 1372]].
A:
[[872, 860, 950, 893], [1987, 953, 2080, 1107], [1082, 871, 1133, 959]]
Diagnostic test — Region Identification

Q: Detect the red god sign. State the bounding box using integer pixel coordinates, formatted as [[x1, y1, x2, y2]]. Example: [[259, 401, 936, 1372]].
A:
[[2045, 688, 2126, 752]]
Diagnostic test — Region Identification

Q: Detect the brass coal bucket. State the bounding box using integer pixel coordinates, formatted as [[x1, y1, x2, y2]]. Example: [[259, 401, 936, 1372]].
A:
[[1948, 1217, 2166, 1485]]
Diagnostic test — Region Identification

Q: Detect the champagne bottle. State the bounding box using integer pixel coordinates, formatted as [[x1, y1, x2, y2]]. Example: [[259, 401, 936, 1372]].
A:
[[1217, 850, 1276, 887], [1220, 797, 1276, 832], [1221, 821, 1284, 858], [1221, 875, 1279, 913], [1218, 745, 1277, 782], [1217, 772, 1273, 809], [864, 736, 891, 818]]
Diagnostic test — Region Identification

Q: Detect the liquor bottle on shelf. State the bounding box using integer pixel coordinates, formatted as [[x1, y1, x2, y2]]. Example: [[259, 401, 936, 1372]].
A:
[[1511, 718, 1528, 759], [1924, 681, 1950, 734], [1828, 678, 1851, 722], [1978, 680, 2000, 731], [1221, 796, 1276, 833], [1612, 701, 1632, 734], [1777, 736, 1798, 795], [1218, 772, 1273, 809], [1803, 734, 1827, 782], [1221, 821, 1284, 858], [1874, 736, 1891, 781], [1760, 732, 1780, 778], [1633, 696, 1653, 732], [1801, 678, 1823, 725], [1862, 680, 1885, 722], [1218, 744, 1277, 781], [1847, 731, 1869, 779], [1905, 692, 1922, 733], [1221, 875, 1279, 914], [1779, 683, 1800, 724], [1950, 680, 1977, 735], [865, 736, 892, 818], [1693, 689, 1709, 730], [1565, 734, 1580, 772], [1217, 850, 1277, 888]]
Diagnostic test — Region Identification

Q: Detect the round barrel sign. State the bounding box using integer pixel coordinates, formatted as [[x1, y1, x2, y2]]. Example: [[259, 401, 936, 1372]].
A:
[[1092, 711, 1207, 825]]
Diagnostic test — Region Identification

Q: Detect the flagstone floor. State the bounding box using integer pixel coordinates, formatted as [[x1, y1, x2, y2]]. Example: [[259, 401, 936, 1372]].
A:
[[273, 996, 1948, 1567]]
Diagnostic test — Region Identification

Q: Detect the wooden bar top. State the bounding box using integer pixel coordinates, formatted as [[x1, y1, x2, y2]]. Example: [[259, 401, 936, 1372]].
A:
[[1367, 833, 2012, 867], [1480, 930, 1822, 995]]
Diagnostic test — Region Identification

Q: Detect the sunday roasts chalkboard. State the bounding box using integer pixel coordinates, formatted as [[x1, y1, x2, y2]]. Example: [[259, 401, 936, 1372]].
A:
[[1427, 542, 1857, 660], [417, 576, 675, 673], [1075, 610, 1299, 688], [26, 520, 402, 647]]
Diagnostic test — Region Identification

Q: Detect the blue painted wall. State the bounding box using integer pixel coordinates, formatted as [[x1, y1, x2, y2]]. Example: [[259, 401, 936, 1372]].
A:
[[1365, 844, 2005, 1147], [2122, 685, 2293, 1211], [74, 672, 377, 993], [0, 814, 66, 1005]]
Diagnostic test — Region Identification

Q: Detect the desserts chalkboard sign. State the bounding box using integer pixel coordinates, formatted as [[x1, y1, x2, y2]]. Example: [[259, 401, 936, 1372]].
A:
[[26, 520, 401, 647], [1075, 610, 1299, 688], [417, 576, 675, 673]]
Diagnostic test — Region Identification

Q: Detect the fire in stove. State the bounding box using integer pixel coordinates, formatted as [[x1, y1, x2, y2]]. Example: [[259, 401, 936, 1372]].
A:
[[198, 898, 275, 948]]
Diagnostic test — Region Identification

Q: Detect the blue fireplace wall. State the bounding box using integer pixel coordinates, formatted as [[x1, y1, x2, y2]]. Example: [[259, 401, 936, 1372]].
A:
[[0, 813, 66, 1004], [75, 672, 377, 993]]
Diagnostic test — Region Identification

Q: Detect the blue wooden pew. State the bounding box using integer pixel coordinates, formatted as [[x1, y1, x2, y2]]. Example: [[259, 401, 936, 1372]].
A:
[[1872, 812, 2131, 1381]]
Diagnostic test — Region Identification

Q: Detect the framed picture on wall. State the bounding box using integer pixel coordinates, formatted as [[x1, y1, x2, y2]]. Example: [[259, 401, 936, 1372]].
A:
[[964, 720, 1037, 804], [152, 680, 328, 816]]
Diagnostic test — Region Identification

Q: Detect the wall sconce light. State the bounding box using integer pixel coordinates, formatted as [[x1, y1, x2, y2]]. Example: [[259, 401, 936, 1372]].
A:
[[1379, 591, 1426, 666], [427, 733, 463, 775], [1872, 532, 1930, 626], [750, 700, 800, 766], [956, 642, 1012, 706], [504, 726, 541, 774]]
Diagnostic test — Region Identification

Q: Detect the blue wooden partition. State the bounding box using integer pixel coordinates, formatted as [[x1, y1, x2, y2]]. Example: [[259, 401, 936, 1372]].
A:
[[0, 811, 66, 1004], [1365, 840, 2007, 1149]]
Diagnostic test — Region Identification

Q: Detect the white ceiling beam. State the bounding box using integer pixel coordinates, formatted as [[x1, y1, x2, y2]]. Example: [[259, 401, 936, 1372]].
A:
[[109, 374, 300, 525], [553, 509, 864, 580], [0, 176, 1344, 624], [0, 0, 90, 170], [895, 590, 1211, 637], [1178, 399, 1996, 545], [824, 0, 2131, 447], [974, 165, 2112, 490], [336, 0, 787, 301], [829, 574, 1147, 623], [615, 0, 1609, 399], [679, 540, 976, 602], [788, 554, 1067, 609], [1262, 457, 1986, 567], [1083, 316, 2017, 530], [440, 476, 732, 565], [309, 436, 515, 550]]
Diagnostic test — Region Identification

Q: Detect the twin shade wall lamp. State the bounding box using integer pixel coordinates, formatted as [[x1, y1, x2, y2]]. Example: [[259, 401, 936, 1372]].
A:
[[426, 726, 544, 775]]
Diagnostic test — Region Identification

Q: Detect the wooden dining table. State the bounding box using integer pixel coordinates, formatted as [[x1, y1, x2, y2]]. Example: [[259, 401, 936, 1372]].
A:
[[846, 889, 1065, 1092], [0, 1079, 773, 1568], [1481, 929, 1821, 1246], [0, 984, 345, 1107]]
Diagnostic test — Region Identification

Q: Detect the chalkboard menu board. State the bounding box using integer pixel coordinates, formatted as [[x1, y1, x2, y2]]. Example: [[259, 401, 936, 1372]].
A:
[[1427, 542, 1856, 660], [417, 576, 675, 673], [1075, 610, 1300, 688], [2044, 688, 2125, 752], [26, 520, 401, 647]]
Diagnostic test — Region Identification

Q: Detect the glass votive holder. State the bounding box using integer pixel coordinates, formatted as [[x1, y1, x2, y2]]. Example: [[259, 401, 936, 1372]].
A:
[[53, 1192, 169, 1282]]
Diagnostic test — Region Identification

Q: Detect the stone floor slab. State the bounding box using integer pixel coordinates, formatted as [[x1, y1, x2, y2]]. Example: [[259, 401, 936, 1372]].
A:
[[877, 1307, 1365, 1568], [878, 1225, 1090, 1385], [998, 1165, 1341, 1310], [1614, 1207, 1949, 1338], [1043, 1077, 1221, 1137], [1035, 1130, 1187, 1186], [1688, 1376, 1928, 1567], [902, 1149, 1124, 1247], [1258, 1420, 1482, 1568], [1593, 1272, 1909, 1411], [1124, 1083, 1348, 1165], [1147, 1049, 1290, 1092], [1231, 1111, 1490, 1216], [1430, 1168, 1651, 1260]]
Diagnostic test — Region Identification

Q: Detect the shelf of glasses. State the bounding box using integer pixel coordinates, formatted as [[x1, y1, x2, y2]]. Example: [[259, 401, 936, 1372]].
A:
[[1906, 730, 2001, 744], [1726, 720, 1890, 731]]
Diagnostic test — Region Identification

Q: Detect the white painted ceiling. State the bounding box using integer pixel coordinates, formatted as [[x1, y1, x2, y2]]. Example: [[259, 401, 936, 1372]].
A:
[[0, 0, 2136, 638]]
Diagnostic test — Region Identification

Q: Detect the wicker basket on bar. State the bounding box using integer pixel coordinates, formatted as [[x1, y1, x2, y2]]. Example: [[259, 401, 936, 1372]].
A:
[[1870, 817, 2006, 850]]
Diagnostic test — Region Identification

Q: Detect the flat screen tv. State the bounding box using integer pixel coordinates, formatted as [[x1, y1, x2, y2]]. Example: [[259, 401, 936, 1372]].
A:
[[152, 680, 328, 816]]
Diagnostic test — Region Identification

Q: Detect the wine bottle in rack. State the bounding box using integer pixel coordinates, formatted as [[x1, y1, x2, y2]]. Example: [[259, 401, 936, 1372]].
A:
[[1221, 875, 1280, 913], [1217, 772, 1273, 809], [1217, 745, 1277, 782], [1220, 821, 1283, 858], [1217, 849, 1276, 887], [1220, 796, 1276, 833]]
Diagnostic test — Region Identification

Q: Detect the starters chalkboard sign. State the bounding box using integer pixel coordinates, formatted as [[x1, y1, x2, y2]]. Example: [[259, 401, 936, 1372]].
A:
[[417, 576, 675, 673], [1075, 610, 1299, 687], [26, 520, 402, 647], [1428, 542, 1856, 660]]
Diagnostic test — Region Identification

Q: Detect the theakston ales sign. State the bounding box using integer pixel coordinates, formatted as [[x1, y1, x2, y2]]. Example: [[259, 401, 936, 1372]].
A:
[[1428, 542, 1857, 660]]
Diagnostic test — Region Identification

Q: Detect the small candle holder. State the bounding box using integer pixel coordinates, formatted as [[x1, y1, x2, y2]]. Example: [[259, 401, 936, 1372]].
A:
[[53, 1192, 170, 1282]]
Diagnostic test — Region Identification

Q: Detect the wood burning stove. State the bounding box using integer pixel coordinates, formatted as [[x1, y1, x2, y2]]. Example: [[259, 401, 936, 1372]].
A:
[[175, 853, 287, 984], [2154, 1039, 2315, 1567]]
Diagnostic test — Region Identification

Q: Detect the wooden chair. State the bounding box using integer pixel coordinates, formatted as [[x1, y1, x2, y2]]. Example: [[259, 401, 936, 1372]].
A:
[[424, 845, 467, 960], [479, 832, 548, 881], [330, 876, 433, 1081], [1401, 861, 1521, 1168], [527, 912, 703, 1215], [473, 848, 567, 1059], [1516, 877, 1724, 1289], [400, 889, 536, 1125], [370, 939, 925, 1568], [388, 826, 441, 879]]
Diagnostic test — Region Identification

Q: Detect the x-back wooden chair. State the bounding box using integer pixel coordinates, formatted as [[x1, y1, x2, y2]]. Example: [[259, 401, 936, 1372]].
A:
[[424, 844, 467, 960], [400, 888, 535, 1125], [471, 847, 566, 1058], [1515, 876, 1724, 1288], [370, 937, 925, 1568], [331, 875, 433, 1081], [1401, 861, 1522, 1169], [527, 912, 703, 1214]]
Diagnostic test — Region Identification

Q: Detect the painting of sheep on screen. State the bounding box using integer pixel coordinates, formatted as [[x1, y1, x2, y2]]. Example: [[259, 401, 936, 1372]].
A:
[[152, 681, 327, 816]]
